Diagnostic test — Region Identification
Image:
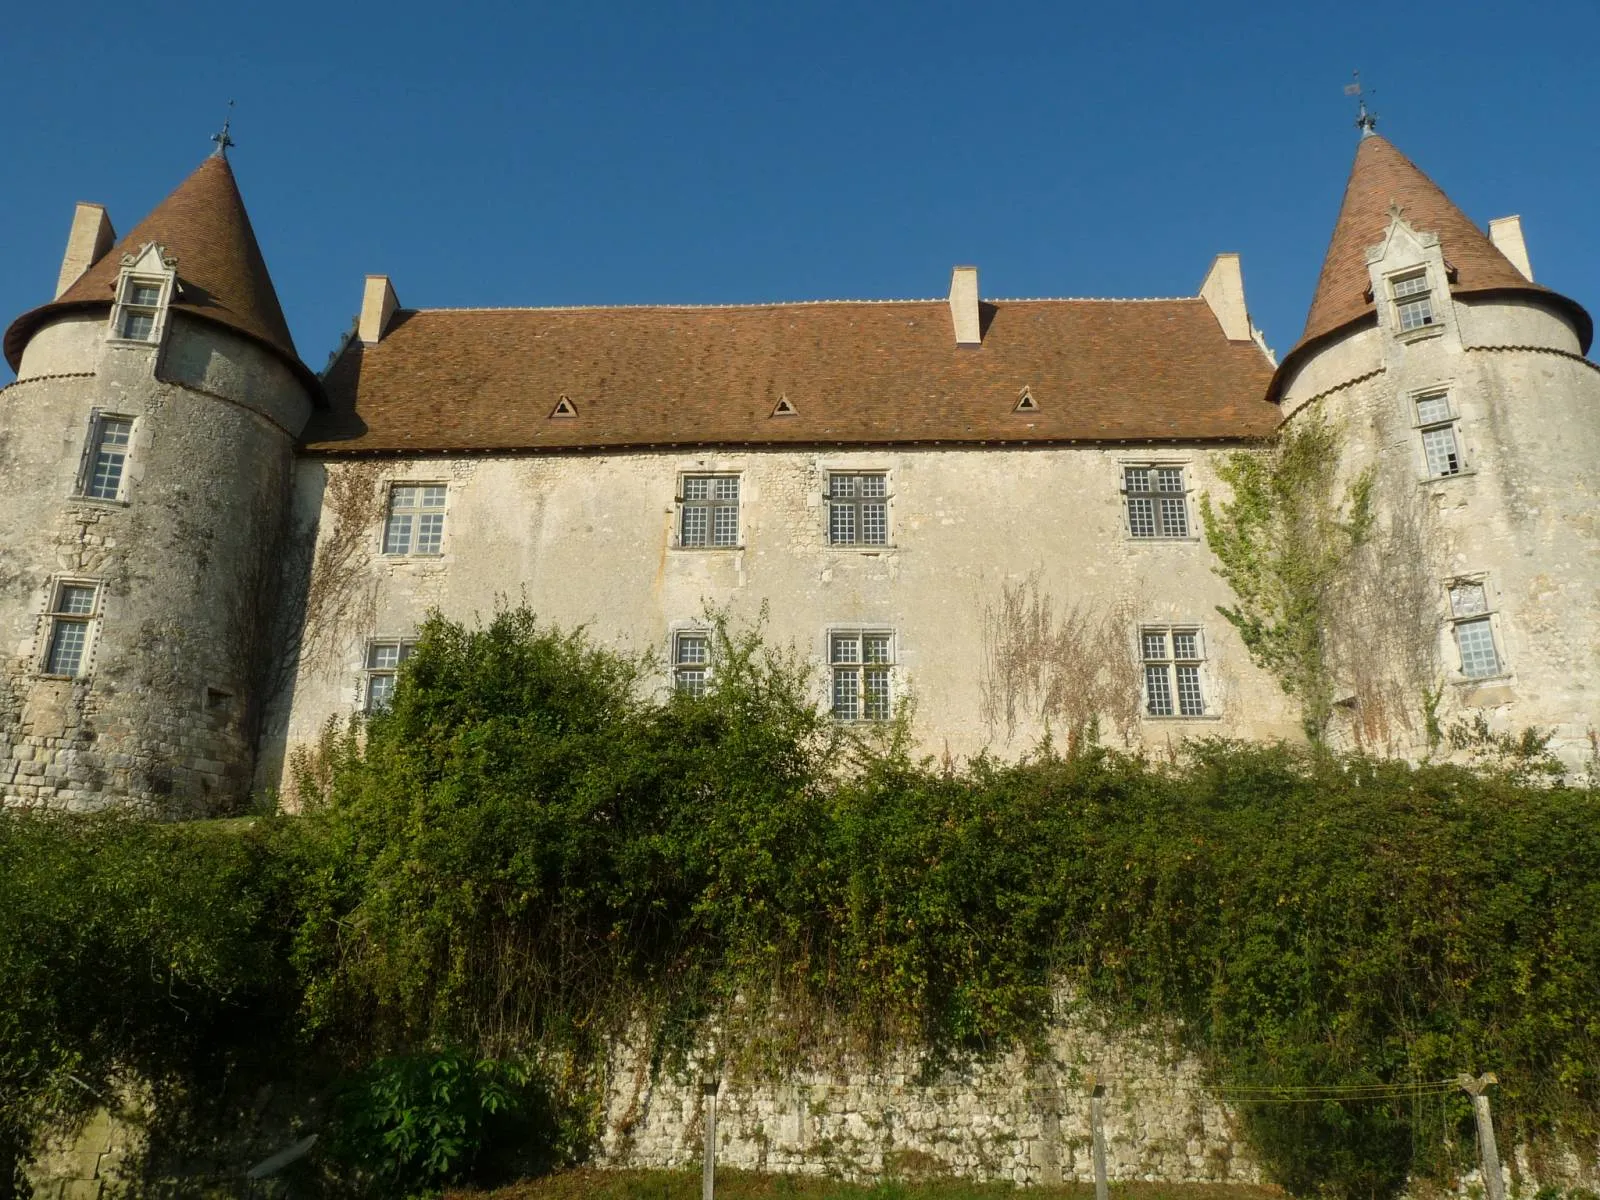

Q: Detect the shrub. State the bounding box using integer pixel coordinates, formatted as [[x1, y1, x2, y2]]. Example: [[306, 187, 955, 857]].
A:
[[3, 608, 1599, 1200], [332, 1050, 564, 1197]]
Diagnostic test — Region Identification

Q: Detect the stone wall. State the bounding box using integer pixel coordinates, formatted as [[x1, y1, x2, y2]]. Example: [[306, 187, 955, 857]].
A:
[[600, 1006, 1259, 1186]]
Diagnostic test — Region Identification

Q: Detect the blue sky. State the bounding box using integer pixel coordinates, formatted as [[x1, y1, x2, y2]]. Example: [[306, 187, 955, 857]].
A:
[[3, 1, 1597, 380]]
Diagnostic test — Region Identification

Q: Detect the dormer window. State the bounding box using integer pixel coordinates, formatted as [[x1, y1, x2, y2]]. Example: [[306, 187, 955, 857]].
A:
[[1390, 270, 1434, 332], [107, 245, 175, 346], [110, 273, 170, 343]]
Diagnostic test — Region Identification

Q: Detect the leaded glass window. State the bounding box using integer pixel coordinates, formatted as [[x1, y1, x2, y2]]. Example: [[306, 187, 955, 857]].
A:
[[44, 583, 98, 676], [830, 631, 893, 721], [1140, 626, 1206, 717], [1392, 271, 1435, 332], [383, 484, 448, 555], [1125, 466, 1189, 538], [681, 475, 740, 548], [827, 473, 889, 546], [674, 631, 710, 696]]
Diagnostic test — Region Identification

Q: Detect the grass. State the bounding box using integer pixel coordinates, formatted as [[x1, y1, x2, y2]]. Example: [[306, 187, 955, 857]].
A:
[[458, 1168, 1282, 1200]]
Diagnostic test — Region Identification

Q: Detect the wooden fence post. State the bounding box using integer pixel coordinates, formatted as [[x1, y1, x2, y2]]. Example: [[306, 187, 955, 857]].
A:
[[702, 1076, 719, 1200], [1457, 1072, 1504, 1200], [1086, 1072, 1109, 1200]]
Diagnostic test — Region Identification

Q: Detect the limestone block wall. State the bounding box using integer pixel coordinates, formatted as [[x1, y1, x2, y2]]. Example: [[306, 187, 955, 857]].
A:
[[0, 313, 309, 814], [263, 443, 1303, 793], [599, 1007, 1258, 1185]]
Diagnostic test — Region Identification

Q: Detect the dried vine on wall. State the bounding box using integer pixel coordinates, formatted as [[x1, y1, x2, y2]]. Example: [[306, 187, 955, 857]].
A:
[[979, 572, 1139, 751], [1323, 483, 1439, 754], [299, 462, 384, 678]]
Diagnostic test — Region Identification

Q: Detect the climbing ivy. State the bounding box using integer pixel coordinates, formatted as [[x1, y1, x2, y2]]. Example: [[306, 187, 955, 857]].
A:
[[1200, 413, 1374, 742]]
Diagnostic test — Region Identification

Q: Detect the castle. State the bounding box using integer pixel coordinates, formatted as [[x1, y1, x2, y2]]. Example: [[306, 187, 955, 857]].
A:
[[1, 122, 1595, 814]]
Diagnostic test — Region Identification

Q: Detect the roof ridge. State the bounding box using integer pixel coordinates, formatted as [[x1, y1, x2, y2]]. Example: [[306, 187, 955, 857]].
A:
[[403, 295, 1203, 315]]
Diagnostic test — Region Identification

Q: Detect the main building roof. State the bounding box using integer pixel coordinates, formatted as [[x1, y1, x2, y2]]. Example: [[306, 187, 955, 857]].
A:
[[304, 296, 1279, 453]]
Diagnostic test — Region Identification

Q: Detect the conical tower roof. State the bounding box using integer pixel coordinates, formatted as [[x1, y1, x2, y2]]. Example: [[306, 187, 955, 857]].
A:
[[1272, 134, 1590, 396], [4, 152, 317, 393]]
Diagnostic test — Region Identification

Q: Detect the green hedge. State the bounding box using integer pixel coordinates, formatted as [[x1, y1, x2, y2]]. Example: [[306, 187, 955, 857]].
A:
[[2, 607, 1597, 1199]]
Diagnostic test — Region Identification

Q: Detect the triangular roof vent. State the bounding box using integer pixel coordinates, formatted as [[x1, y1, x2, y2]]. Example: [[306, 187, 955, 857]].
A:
[[771, 395, 797, 417], [551, 395, 577, 418], [1014, 386, 1038, 413]]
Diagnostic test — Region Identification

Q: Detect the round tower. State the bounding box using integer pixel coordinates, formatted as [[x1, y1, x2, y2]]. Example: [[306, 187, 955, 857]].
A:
[[0, 145, 319, 814], [1268, 129, 1598, 766]]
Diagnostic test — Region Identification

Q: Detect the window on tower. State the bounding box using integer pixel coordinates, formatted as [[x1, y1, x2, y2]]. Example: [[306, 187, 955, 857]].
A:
[[1414, 391, 1465, 478], [75, 412, 135, 501], [110, 274, 168, 343], [1390, 270, 1435, 333], [42, 581, 100, 677]]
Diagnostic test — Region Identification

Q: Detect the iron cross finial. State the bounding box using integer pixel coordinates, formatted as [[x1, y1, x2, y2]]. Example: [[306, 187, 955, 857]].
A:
[[211, 100, 236, 158], [1345, 72, 1378, 138]]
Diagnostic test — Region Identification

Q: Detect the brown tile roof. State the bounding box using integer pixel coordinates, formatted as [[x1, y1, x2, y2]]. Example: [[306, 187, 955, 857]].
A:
[[303, 297, 1279, 453], [1272, 135, 1591, 396], [4, 154, 318, 394]]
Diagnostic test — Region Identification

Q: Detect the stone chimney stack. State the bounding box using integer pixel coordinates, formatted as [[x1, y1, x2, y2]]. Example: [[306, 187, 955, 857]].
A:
[[359, 275, 400, 344], [948, 266, 982, 347], [1488, 216, 1534, 281], [1199, 253, 1252, 342], [55, 203, 116, 299]]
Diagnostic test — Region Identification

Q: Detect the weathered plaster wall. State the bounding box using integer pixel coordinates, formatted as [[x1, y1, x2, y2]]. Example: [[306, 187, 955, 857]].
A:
[[0, 313, 309, 814], [1277, 230, 1600, 766], [264, 444, 1303, 791]]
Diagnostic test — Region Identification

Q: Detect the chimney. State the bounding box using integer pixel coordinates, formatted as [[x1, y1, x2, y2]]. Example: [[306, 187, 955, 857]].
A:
[[1199, 253, 1252, 342], [55, 203, 116, 299], [948, 266, 982, 347], [1488, 216, 1534, 282], [358, 275, 400, 344]]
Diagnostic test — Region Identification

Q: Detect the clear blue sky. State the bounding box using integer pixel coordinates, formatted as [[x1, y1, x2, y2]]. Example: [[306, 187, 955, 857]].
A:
[[3, 0, 1597, 381]]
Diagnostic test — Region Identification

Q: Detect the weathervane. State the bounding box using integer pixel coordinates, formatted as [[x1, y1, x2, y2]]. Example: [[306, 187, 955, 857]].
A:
[[211, 100, 236, 158], [1344, 72, 1377, 137]]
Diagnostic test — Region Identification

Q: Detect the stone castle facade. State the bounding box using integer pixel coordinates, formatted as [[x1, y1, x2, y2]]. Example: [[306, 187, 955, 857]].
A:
[[1, 128, 1596, 814]]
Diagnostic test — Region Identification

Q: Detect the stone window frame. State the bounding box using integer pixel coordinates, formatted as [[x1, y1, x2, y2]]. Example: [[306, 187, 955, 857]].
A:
[[1139, 624, 1212, 719], [107, 267, 174, 347], [72, 409, 137, 504], [1409, 387, 1471, 482], [363, 638, 416, 713], [381, 482, 449, 557], [37, 578, 103, 680], [1383, 264, 1446, 344], [823, 469, 894, 550], [1120, 460, 1195, 541], [1443, 575, 1507, 683], [827, 627, 896, 723], [676, 472, 743, 550], [671, 627, 712, 697]]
